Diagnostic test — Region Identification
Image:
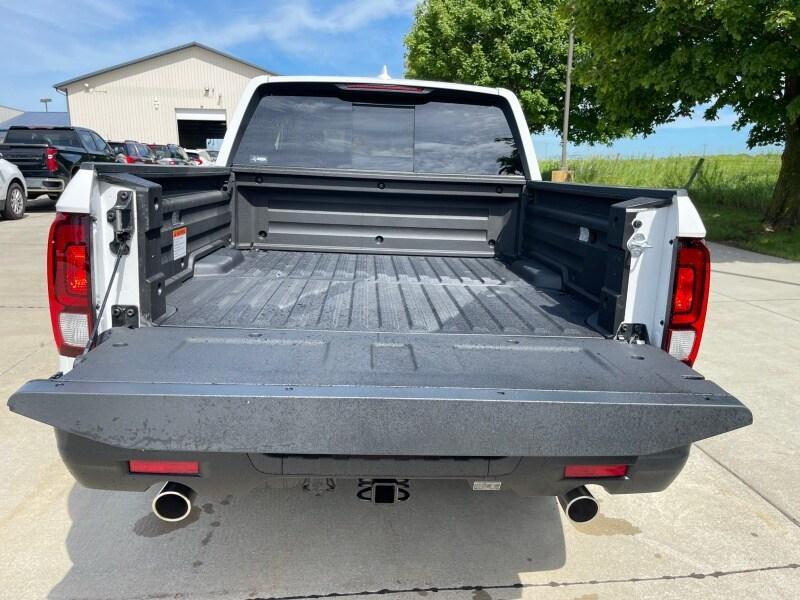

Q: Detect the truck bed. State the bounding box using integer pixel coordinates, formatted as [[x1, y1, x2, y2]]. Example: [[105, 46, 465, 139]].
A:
[[161, 250, 600, 337]]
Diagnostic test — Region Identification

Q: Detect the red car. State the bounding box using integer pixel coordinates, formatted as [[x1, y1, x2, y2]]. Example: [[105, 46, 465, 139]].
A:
[[108, 141, 156, 164]]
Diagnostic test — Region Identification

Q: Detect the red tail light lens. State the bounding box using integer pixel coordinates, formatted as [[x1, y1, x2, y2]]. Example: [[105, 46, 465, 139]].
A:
[[48, 213, 93, 357], [46, 147, 58, 172], [65, 245, 89, 294], [672, 266, 695, 314], [124, 155, 136, 164], [564, 464, 629, 478], [663, 239, 710, 366], [129, 460, 200, 475]]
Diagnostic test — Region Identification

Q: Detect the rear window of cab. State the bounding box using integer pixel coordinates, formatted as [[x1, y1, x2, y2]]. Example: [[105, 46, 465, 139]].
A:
[[233, 89, 523, 176]]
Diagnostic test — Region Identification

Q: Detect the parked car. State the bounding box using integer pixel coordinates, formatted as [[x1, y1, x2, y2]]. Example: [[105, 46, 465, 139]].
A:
[[186, 149, 216, 166], [9, 76, 751, 526], [0, 154, 27, 219], [148, 143, 190, 166], [108, 141, 156, 164], [0, 126, 116, 199]]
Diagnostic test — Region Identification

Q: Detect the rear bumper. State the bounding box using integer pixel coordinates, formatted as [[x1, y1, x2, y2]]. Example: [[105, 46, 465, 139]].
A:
[[55, 430, 691, 497], [25, 177, 65, 195]]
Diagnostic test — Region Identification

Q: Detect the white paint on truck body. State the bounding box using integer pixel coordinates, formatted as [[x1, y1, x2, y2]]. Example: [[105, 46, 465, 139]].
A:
[[55, 168, 143, 373], [623, 191, 706, 348]]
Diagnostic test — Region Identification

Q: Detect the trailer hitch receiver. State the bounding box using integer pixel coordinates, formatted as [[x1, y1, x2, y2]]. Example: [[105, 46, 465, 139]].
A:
[[356, 479, 410, 504]]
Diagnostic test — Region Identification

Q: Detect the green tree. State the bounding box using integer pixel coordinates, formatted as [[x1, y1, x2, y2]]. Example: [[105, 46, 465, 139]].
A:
[[572, 0, 800, 230], [404, 0, 626, 144]]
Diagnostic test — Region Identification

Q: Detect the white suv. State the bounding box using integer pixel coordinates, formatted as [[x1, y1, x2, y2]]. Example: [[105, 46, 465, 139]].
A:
[[0, 154, 27, 219]]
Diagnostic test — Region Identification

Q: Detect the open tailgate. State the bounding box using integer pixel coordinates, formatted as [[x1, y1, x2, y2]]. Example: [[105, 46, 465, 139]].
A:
[[9, 327, 751, 457]]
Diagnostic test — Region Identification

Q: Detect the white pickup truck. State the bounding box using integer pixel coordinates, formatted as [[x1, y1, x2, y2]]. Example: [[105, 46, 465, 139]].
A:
[[9, 76, 751, 524]]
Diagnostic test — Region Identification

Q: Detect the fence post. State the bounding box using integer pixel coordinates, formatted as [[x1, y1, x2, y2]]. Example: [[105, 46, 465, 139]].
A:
[[685, 157, 705, 188]]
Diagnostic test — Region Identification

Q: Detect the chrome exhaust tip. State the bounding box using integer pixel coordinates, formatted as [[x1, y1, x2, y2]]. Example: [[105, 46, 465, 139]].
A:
[[558, 486, 599, 523], [152, 481, 196, 522]]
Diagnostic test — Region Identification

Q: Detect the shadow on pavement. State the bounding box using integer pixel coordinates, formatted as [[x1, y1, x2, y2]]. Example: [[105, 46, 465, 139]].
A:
[[25, 195, 57, 213], [50, 480, 566, 599]]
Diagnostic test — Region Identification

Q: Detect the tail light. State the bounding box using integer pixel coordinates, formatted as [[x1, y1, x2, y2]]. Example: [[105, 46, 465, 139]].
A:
[[663, 238, 710, 366], [124, 155, 136, 164], [46, 147, 58, 172], [48, 213, 93, 357]]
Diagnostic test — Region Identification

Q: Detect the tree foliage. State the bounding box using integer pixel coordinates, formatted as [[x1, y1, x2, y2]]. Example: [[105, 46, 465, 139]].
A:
[[572, 0, 800, 229], [572, 1, 800, 146], [406, 0, 800, 229], [404, 0, 625, 144]]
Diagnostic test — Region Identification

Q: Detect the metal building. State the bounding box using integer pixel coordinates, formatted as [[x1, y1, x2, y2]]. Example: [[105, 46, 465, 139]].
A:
[[0, 104, 23, 124], [53, 43, 273, 149]]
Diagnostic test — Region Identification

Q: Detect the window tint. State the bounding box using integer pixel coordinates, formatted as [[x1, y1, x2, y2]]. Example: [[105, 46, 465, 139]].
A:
[[5, 128, 82, 147], [90, 132, 109, 153], [78, 131, 96, 151], [233, 94, 521, 176], [135, 143, 152, 158]]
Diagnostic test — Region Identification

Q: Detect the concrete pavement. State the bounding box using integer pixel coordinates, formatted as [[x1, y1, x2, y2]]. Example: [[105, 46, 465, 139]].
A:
[[0, 208, 798, 600]]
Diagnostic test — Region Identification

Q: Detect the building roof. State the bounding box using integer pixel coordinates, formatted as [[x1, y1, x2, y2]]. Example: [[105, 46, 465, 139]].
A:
[[0, 111, 70, 129], [53, 42, 274, 90], [0, 104, 23, 113]]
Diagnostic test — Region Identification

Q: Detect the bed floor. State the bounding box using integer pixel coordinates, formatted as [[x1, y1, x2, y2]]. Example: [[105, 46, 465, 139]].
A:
[[161, 250, 601, 337]]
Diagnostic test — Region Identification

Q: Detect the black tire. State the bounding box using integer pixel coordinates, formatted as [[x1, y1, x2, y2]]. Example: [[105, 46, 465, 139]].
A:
[[2, 182, 25, 220]]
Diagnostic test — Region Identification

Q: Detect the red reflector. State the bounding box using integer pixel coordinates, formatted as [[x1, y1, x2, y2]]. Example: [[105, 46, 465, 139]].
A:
[[129, 460, 199, 475], [564, 464, 628, 478]]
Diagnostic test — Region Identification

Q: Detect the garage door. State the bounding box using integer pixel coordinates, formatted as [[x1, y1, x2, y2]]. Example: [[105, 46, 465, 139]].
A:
[[175, 109, 226, 149]]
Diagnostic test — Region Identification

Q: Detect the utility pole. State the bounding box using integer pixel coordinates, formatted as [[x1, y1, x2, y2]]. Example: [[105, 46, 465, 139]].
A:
[[551, 30, 574, 182], [40, 97, 52, 112], [559, 29, 574, 172]]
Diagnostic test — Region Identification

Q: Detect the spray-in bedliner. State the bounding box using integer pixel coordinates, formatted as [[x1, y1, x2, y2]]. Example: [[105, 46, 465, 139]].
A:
[[161, 250, 601, 337]]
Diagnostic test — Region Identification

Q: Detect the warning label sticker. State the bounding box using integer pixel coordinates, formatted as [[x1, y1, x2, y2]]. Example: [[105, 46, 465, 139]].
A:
[[172, 227, 187, 261]]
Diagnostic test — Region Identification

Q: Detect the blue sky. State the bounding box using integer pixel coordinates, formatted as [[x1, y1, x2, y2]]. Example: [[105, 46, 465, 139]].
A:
[[0, 0, 783, 157]]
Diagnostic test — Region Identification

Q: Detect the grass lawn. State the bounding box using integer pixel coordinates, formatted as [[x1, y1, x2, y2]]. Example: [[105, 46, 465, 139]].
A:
[[540, 154, 799, 261]]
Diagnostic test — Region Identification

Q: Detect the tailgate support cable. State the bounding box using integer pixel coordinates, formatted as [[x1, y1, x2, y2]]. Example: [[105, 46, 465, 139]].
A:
[[79, 190, 134, 359]]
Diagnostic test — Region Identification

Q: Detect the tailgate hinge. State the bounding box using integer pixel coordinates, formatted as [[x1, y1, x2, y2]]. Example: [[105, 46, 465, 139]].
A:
[[615, 323, 649, 345], [106, 190, 134, 255]]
